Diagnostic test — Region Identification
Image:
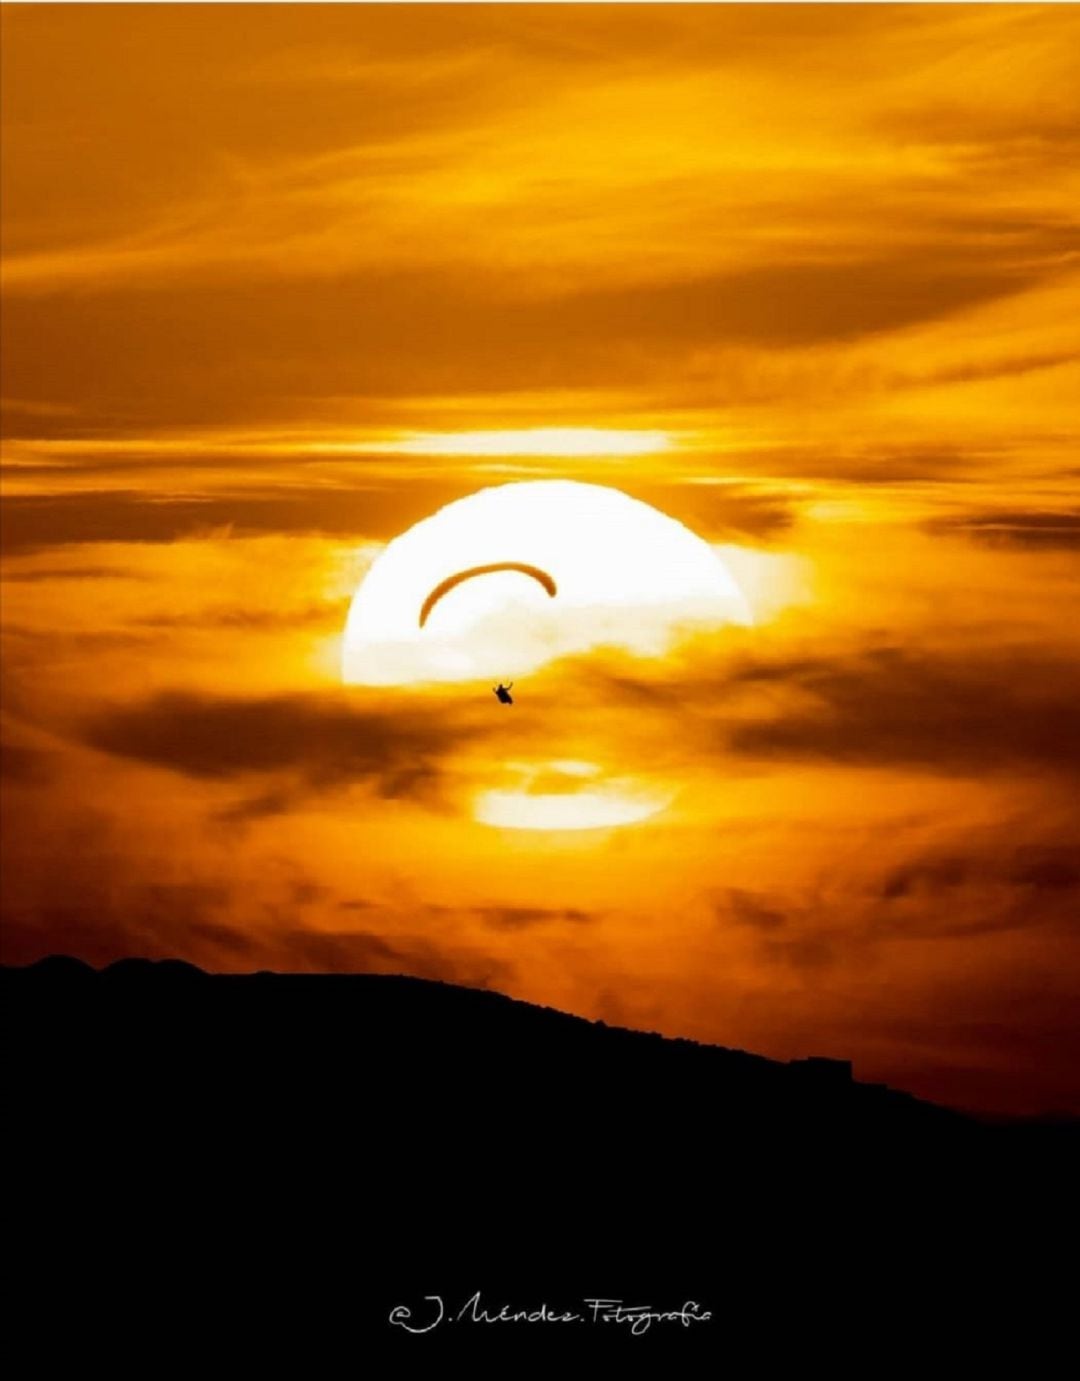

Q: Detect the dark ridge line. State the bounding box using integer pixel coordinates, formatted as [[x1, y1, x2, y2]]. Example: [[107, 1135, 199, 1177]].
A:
[[3, 952, 953, 1119]]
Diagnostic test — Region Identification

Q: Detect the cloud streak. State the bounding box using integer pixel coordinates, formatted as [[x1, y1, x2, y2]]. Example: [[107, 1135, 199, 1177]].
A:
[[80, 690, 484, 803], [586, 642, 1080, 778]]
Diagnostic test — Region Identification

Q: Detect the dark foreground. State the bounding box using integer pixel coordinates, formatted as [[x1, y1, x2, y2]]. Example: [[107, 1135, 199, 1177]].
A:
[[4, 958, 1074, 1361]]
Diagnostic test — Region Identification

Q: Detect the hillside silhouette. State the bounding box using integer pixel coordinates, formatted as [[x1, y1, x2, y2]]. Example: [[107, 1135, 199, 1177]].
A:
[[4, 954, 975, 1138], [4, 957, 1073, 1359]]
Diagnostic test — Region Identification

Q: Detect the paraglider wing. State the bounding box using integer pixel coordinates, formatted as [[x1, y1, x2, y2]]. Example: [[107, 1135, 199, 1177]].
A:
[[419, 563, 557, 628]]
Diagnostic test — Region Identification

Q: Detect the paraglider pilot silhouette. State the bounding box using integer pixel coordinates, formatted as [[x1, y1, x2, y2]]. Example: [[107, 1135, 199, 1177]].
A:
[[418, 561, 558, 706]]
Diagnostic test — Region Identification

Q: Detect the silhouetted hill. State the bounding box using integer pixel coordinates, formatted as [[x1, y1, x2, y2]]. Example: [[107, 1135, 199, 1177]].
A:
[[4, 957, 1073, 1360], [4, 955, 970, 1134], [6, 952, 998, 1201]]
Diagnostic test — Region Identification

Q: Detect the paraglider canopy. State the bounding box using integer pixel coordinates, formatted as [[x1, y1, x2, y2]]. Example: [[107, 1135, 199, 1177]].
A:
[[419, 563, 556, 629]]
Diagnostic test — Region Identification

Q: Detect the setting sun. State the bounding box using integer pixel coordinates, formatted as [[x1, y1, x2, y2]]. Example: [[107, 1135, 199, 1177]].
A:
[[341, 480, 750, 687], [341, 479, 749, 830]]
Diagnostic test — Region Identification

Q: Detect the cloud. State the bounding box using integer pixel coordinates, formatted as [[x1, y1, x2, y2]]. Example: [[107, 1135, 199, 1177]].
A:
[[0, 737, 52, 785], [705, 819, 1080, 1004], [4, 250, 1067, 444], [0, 483, 475, 554], [134, 602, 347, 633], [721, 646, 1080, 774], [0, 869, 234, 971], [874, 842, 1080, 940], [396, 901, 596, 932], [883, 839, 1077, 905], [4, 4, 1077, 468], [714, 889, 845, 972], [929, 509, 1080, 549], [583, 641, 1080, 779], [0, 562, 148, 583], [538, 257, 1055, 350], [723, 889, 786, 932], [213, 787, 304, 825], [0, 789, 511, 986], [2, 885, 511, 990], [78, 689, 483, 805], [471, 905, 593, 932], [635, 482, 799, 543], [261, 927, 512, 988]]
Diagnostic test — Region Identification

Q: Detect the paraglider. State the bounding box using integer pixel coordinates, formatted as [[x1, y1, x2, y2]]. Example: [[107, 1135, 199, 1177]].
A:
[[417, 562, 555, 706], [418, 562, 556, 629]]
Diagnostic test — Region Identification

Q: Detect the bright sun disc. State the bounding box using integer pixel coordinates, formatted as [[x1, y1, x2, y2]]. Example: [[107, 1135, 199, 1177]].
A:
[[342, 479, 750, 686], [342, 480, 749, 831]]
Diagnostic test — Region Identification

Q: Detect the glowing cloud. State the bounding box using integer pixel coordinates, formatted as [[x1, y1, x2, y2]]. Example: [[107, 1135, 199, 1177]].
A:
[[370, 429, 673, 458]]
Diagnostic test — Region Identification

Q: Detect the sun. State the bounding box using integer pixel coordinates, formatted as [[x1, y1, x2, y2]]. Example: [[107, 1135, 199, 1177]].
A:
[[342, 480, 748, 830], [342, 480, 749, 687]]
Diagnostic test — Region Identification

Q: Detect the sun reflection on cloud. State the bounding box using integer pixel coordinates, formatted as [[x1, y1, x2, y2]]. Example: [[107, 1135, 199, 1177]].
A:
[[369, 428, 674, 458], [473, 761, 674, 831]]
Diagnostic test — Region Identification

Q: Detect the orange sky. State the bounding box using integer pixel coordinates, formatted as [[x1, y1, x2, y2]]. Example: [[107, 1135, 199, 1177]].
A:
[[2, 4, 1079, 1115]]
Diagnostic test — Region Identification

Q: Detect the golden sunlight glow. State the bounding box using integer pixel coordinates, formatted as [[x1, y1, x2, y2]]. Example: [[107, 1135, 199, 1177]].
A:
[[473, 759, 674, 831], [341, 480, 750, 686], [371, 428, 673, 458], [473, 786, 671, 832]]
